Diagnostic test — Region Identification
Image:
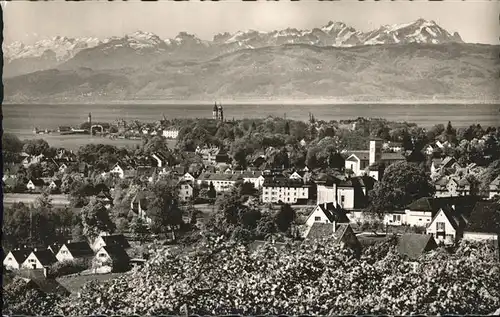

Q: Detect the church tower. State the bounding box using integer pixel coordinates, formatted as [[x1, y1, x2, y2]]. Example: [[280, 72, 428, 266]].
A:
[[213, 102, 219, 120], [88, 112, 92, 135], [218, 103, 224, 122]]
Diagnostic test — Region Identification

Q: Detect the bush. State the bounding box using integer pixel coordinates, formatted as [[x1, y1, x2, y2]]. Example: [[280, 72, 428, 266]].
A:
[[49, 258, 90, 277]]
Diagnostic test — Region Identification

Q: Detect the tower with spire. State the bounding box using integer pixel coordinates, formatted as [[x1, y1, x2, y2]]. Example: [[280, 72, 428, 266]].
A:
[[212, 102, 224, 122], [213, 102, 219, 120]]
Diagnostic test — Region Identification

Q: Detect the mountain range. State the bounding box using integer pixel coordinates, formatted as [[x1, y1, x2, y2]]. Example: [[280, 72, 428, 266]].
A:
[[3, 19, 499, 103]]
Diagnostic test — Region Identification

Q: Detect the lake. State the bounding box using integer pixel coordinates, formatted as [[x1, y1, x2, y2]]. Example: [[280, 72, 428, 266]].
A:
[[3, 103, 500, 137]]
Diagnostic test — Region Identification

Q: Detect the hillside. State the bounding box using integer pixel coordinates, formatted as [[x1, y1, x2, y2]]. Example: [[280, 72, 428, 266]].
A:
[[4, 43, 500, 103]]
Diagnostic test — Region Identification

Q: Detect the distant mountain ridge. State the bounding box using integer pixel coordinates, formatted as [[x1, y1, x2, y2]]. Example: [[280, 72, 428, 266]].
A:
[[5, 43, 499, 103], [4, 19, 463, 77]]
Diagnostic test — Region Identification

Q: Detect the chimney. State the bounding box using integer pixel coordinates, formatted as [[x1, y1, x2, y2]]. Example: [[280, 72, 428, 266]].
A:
[[451, 204, 455, 211], [324, 202, 327, 210], [34, 248, 37, 252], [68, 239, 71, 244]]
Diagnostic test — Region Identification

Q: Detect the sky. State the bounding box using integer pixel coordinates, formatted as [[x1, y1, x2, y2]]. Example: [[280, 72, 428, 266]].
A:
[[3, 0, 500, 45]]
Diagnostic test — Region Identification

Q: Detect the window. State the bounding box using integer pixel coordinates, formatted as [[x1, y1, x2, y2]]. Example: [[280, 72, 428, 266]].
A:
[[341, 195, 345, 203], [446, 234, 454, 241], [62, 250, 68, 254], [315, 216, 321, 221], [393, 215, 401, 222], [99, 253, 106, 257], [436, 222, 445, 230]]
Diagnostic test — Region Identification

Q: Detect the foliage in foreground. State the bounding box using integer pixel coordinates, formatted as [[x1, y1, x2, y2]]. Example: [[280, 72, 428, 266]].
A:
[[4, 238, 500, 316]]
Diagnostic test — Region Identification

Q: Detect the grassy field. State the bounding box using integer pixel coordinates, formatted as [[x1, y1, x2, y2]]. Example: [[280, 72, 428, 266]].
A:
[[20, 133, 145, 151], [57, 273, 125, 294]]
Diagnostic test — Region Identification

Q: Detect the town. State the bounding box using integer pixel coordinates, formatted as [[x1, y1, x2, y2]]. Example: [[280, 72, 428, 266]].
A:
[[3, 103, 500, 315]]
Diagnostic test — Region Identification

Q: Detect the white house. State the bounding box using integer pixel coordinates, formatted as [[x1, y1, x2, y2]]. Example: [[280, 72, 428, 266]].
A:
[[151, 152, 169, 168], [261, 177, 309, 204], [489, 176, 500, 199], [162, 128, 179, 139], [93, 245, 130, 272], [316, 183, 337, 205], [345, 151, 370, 176], [22, 249, 58, 270], [55, 241, 94, 262], [180, 172, 196, 182], [303, 203, 350, 238], [26, 179, 45, 191], [3, 248, 32, 270], [241, 171, 265, 189], [426, 207, 466, 245], [196, 172, 243, 192], [178, 181, 194, 202]]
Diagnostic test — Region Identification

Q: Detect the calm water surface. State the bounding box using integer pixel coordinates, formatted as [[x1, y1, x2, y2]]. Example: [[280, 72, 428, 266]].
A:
[[3, 103, 500, 134]]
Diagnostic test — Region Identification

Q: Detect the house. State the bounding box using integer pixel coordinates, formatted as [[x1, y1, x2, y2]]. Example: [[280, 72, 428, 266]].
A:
[[109, 163, 136, 179], [397, 234, 438, 260], [261, 177, 310, 204], [489, 176, 500, 199], [425, 144, 439, 155], [215, 149, 231, 165], [196, 172, 243, 192], [180, 172, 196, 182], [55, 241, 94, 262], [463, 202, 500, 242], [345, 151, 370, 176], [426, 206, 467, 245], [303, 203, 350, 237], [4, 248, 33, 270], [196, 146, 221, 165], [96, 190, 113, 209], [22, 249, 58, 270], [162, 128, 179, 139], [92, 234, 131, 252], [240, 171, 265, 189], [94, 245, 130, 272], [305, 223, 361, 254], [48, 179, 62, 192], [178, 180, 194, 202], [58, 162, 68, 173], [336, 176, 375, 210], [26, 179, 45, 191], [435, 177, 471, 197], [314, 174, 338, 205], [131, 192, 151, 223], [151, 152, 169, 168], [288, 170, 310, 183]]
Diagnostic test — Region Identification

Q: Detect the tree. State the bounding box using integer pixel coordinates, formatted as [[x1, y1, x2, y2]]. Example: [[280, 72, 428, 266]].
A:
[[275, 203, 296, 233], [368, 161, 435, 217], [401, 129, 413, 151], [22, 139, 49, 156], [147, 180, 183, 238], [131, 217, 150, 245], [208, 182, 217, 200], [79, 197, 116, 242], [2, 133, 24, 153], [284, 121, 290, 135]]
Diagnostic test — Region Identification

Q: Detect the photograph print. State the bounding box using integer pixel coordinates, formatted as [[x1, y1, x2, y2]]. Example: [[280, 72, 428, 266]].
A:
[[2, 0, 500, 315]]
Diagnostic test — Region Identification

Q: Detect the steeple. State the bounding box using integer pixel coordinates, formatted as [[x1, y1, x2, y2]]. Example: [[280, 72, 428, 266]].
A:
[[213, 102, 219, 120], [218, 103, 224, 122]]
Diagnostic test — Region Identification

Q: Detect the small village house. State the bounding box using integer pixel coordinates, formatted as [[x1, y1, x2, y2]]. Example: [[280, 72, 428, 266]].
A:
[[178, 180, 194, 202], [93, 245, 131, 272], [162, 128, 179, 139], [489, 176, 500, 199], [4, 248, 33, 270], [130, 192, 152, 223], [240, 170, 265, 189], [426, 206, 467, 245], [26, 179, 46, 191], [55, 241, 94, 262], [303, 202, 350, 237], [180, 172, 196, 182], [22, 249, 58, 270]]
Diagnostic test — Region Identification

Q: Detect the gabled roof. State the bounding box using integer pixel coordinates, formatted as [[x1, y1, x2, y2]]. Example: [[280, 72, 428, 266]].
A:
[[29, 179, 46, 187], [465, 202, 500, 234], [306, 223, 335, 239], [432, 206, 467, 230], [26, 278, 71, 296], [346, 151, 370, 161], [100, 245, 130, 263], [32, 249, 58, 266], [381, 152, 406, 161], [312, 203, 350, 223], [397, 234, 437, 260], [64, 241, 94, 258], [7, 248, 33, 264], [441, 156, 456, 168], [100, 234, 131, 249], [197, 172, 243, 182]]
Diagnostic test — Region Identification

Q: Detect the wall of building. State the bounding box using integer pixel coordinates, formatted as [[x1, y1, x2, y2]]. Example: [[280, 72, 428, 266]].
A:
[[316, 184, 337, 205], [463, 231, 499, 241], [337, 187, 355, 210], [261, 185, 308, 204]]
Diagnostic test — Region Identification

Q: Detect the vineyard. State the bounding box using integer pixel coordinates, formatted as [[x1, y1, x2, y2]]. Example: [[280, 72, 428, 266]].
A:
[[3, 236, 500, 315]]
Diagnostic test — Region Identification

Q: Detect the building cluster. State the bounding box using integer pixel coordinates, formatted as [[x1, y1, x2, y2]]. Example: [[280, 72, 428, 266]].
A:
[[4, 233, 133, 275]]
